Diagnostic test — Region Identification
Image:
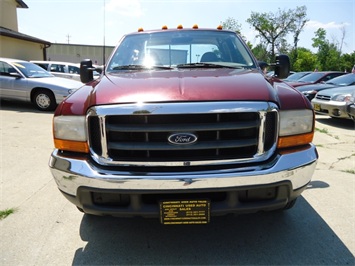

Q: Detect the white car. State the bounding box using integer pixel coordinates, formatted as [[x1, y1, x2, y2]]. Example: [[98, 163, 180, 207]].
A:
[[0, 57, 82, 111], [311, 85, 355, 119], [31, 60, 100, 82]]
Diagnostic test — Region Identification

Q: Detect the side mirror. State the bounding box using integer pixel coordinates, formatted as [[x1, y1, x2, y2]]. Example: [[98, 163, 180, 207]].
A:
[[80, 59, 95, 83], [9, 72, 22, 78], [95, 65, 104, 74], [273, 54, 290, 79]]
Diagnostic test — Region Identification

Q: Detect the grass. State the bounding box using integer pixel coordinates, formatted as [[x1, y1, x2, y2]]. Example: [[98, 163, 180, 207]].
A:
[[342, 169, 355, 175], [315, 127, 339, 139], [0, 208, 16, 220], [315, 127, 329, 134]]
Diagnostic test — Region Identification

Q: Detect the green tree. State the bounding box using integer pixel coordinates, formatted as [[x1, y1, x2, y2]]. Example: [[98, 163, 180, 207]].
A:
[[221, 17, 242, 34], [312, 28, 328, 70], [246, 6, 308, 62], [290, 6, 309, 65], [251, 43, 270, 62], [339, 52, 355, 72], [292, 47, 317, 71], [312, 28, 341, 70]]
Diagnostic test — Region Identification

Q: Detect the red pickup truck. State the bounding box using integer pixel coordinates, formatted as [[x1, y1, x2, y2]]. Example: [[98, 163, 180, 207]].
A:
[[49, 25, 318, 224]]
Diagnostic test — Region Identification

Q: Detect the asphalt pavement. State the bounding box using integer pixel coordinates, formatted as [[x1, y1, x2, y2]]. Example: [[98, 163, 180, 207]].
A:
[[0, 100, 354, 265]]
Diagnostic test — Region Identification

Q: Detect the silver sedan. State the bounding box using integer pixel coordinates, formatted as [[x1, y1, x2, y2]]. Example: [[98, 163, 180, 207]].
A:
[[0, 57, 82, 111], [311, 85, 355, 119]]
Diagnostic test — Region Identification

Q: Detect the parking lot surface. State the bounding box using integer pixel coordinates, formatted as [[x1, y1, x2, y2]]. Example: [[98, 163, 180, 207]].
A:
[[1, 100, 354, 265]]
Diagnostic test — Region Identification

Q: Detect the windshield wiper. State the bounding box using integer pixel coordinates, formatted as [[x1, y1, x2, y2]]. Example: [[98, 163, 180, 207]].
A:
[[113, 65, 172, 70], [177, 63, 242, 69]]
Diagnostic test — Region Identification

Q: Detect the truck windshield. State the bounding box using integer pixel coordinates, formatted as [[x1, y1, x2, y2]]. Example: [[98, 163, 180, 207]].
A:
[[107, 30, 256, 71]]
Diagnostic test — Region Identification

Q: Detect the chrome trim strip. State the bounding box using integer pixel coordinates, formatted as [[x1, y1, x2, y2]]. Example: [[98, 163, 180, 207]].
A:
[[100, 116, 109, 158], [257, 111, 266, 155], [89, 101, 276, 116]]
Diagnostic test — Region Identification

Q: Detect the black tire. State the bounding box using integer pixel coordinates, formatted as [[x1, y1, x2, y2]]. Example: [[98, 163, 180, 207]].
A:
[[77, 206, 84, 213], [33, 89, 57, 111], [282, 198, 297, 210]]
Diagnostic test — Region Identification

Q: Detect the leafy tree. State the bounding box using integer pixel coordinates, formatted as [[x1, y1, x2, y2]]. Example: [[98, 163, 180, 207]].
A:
[[312, 28, 341, 70], [245, 40, 253, 50], [246, 6, 308, 62], [339, 52, 355, 72], [325, 43, 341, 70], [251, 43, 270, 62], [290, 6, 309, 65], [311, 28, 328, 70], [277, 38, 292, 56], [292, 47, 317, 71], [221, 17, 242, 34]]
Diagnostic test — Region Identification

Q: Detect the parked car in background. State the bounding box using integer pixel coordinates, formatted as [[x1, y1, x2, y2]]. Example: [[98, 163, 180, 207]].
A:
[[282, 71, 311, 82], [266, 70, 295, 78], [286, 71, 346, 88], [346, 90, 355, 120], [31, 60, 100, 82], [311, 85, 355, 119], [0, 58, 82, 111], [297, 73, 355, 101]]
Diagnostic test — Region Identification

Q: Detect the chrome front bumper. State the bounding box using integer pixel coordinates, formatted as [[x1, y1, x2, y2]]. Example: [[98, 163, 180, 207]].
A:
[[49, 144, 318, 197]]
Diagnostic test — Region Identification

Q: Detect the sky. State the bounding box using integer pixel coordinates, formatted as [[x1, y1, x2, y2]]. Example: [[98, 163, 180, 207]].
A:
[[17, 0, 354, 54]]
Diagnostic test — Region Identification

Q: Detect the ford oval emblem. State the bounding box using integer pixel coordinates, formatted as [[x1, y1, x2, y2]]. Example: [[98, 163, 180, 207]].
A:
[[168, 133, 198, 145]]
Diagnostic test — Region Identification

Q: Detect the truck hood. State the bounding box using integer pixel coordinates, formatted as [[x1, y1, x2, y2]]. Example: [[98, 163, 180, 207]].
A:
[[57, 68, 311, 115], [91, 68, 277, 104]]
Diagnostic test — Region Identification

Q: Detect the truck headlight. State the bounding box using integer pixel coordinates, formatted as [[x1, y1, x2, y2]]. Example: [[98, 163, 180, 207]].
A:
[[277, 110, 314, 148], [53, 116, 89, 153]]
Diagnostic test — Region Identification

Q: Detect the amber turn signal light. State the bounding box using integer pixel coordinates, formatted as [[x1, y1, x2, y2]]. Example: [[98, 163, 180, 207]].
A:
[[277, 132, 314, 149], [54, 139, 89, 153]]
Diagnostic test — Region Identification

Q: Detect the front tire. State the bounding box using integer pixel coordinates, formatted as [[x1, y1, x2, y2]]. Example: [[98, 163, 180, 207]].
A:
[[33, 89, 57, 111], [282, 198, 297, 210]]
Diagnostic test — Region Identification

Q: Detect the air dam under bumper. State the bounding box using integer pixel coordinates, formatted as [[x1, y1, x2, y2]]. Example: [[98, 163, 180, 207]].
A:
[[49, 144, 318, 217]]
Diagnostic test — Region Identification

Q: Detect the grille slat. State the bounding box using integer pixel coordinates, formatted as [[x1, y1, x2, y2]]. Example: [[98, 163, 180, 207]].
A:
[[108, 139, 257, 151], [107, 120, 259, 132], [315, 95, 331, 101], [87, 102, 278, 167]]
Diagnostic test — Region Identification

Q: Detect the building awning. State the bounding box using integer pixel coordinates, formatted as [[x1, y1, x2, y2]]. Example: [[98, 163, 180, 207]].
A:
[[0, 26, 51, 46], [16, 0, 28, 8]]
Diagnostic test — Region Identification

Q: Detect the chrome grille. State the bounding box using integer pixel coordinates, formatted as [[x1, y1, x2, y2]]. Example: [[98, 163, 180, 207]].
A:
[[87, 102, 278, 167], [315, 94, 331, 101]]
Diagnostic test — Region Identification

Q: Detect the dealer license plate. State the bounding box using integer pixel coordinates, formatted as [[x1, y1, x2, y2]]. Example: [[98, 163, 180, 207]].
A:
[[313, 103, 321, 111], [159, 199, 210, 225]]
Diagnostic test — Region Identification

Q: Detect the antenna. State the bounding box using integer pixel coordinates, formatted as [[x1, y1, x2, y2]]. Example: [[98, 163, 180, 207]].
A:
[[102, 0, 106, 74]]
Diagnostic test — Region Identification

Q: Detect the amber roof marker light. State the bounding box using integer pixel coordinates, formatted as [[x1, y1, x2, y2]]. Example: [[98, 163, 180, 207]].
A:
[[192, 24, 199, 29], [162, 25, 168, 30], [217, 25, 223, 30], [177, 24, 183, 29], [138, 27, 144, 32]]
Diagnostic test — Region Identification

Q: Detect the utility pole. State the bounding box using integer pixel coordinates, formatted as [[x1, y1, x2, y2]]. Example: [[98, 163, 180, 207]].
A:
[[66, 34, 71, 44]]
